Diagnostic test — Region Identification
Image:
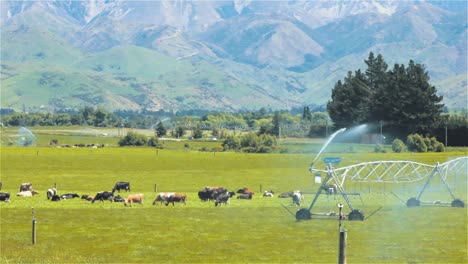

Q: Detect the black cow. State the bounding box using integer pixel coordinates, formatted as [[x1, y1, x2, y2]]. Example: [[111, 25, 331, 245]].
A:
[[198, 187, 227, 202], [0, 192, 10, 203], [60, 193, 80, 199], [113, 195, 125, 202], [237, 193, 253, 199], [91, 191, 114, 203], [112, 182, 130, 193], [51, 195, 61, 201]]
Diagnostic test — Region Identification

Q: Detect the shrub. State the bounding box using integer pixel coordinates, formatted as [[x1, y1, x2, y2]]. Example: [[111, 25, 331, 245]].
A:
[[212, 145, 224, 152], [374, 144, 384, 153], [392, 138, 405, 153], [434, 142, 445, 152], [222, 135, 240, 150], [147, 136, 163, 148], [242, 147, 256, 153], [184, 143, 190, 149], [407, 134, 427, 152], [257, 146, 273, 153], [119, 132, 148, 146]]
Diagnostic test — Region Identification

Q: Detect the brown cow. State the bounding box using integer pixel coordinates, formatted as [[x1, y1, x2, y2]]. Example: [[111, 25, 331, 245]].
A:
[[165, 193, 186, 206], [237, 187, 255, 195], [81, 195, 94, 201], [124, 194, 144, 207]]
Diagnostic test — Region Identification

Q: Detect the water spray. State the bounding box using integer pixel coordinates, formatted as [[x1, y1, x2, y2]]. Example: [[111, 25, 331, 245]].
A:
[[310, 127, 346, 170]]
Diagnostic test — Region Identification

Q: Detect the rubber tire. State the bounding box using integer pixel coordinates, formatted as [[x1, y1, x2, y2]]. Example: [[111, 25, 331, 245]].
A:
[[451, 199, 465, 208], [295, 208, 311, 220], [406, 197, 420, 207], [348, 209, 364, 221]]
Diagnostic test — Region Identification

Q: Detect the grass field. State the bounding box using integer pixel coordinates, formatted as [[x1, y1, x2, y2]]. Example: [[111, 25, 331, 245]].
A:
[[1, 137, 467, 263]]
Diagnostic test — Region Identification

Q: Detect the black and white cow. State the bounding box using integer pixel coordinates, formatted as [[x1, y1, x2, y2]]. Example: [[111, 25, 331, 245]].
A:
[[215, 192, 233, 206], [112, 182, 130, 193], [292, 191, 304, 206], [47, 188, 57, 200], [60, 193, 80, 199], [91, 191, 114, 203], [0, 192, 10, 203], [263, 190, 274, 197], [51, 195, 61, 201], [19, 182, 32, 192]]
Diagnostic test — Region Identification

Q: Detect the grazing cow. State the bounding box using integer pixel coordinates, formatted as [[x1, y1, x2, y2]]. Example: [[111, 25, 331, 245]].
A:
[[113, 195, 126, 202], [60, 193, 80, 199], [263, 190, 274, 197], [112, 182, 130, 193], [165, 193, 186, 206], [321, 184, 337, 195], [278, 192, 294, 198], [237, 193, 253, 199], [215, 191, 234, 206], [17, 190, 39, 197], [0, 192, 11, 203], [51, 195, 61, 201], [292, 191, 304, 206], [19, 182, 32, 192], [153, 192, 176, 205], [47, 188, 57, 200], [237, 188, 255, 195], [91, 191, 113, 203], [81, 195, 94, 201], [124, 194, 144, 207], [198, 187, 227, 202]]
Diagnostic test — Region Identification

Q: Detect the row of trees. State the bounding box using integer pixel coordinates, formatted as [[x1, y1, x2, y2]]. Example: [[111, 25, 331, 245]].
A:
[[327, 52, 444, 140]]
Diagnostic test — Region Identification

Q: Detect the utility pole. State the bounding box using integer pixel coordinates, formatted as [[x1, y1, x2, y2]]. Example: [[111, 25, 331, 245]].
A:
[[445, 123, 448, 147], [379, 120, 383, 144]]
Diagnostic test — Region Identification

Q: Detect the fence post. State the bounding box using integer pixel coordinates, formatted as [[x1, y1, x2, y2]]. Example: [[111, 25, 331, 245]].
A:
[[338, 204, 346, 264], [154, 184, 157, 193], [32, 207, 36, 245], [260, 184, 262, 193]]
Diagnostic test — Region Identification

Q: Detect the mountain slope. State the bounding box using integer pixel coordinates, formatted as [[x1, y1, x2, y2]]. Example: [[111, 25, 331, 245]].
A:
[[1, 0, 466, 112]]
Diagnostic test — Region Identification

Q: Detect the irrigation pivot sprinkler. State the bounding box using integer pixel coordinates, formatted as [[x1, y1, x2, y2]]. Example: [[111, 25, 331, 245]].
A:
[[301, 157, 467, 221], [297, 160, 365, 221], [296, 127, 363, 221]]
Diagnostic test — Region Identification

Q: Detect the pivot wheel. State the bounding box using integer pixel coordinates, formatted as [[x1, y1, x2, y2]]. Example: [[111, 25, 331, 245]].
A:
[[406, 197, 420, 207], [451, 199, 465, 208], [295, 208, 311, 220], [347, 209, 364, 221]]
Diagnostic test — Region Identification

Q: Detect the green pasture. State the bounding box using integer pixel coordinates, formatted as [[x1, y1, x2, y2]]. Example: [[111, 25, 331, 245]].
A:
[[1, 145, 467, 263]]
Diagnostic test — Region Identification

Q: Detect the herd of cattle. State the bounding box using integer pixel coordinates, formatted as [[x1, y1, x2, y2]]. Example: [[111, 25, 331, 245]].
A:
[[0, 181, 307, 207]]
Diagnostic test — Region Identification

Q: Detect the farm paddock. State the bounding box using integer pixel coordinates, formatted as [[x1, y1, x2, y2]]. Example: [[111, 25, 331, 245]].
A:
[[1, 147, 467, 263]]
